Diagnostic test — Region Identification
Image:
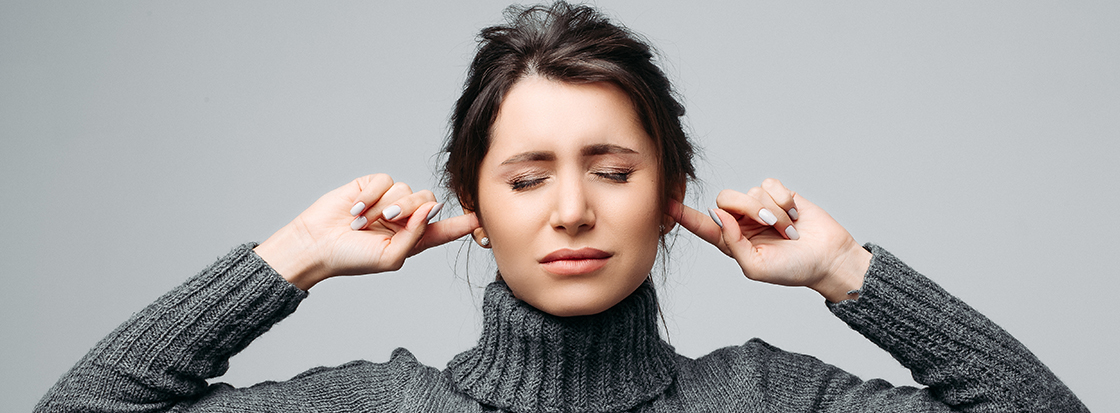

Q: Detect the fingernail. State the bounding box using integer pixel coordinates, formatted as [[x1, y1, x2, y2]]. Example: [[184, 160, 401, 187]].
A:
[[383, 205, 402, 220], [759, 208, 778, 226], [350, 216, 367, 230], [785, 225, 800, 240], [349, 202, 365, 216], [708, 209, 723, 228], [788, 208, 799, 221], [426, 202, 444, 222]]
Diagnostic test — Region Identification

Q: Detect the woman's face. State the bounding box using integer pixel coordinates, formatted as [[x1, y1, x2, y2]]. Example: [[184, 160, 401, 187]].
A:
[[476, 76, 664, 317]]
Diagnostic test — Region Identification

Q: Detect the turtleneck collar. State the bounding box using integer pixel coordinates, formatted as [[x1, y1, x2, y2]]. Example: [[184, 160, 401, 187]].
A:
[[446, 281, 677, 413]]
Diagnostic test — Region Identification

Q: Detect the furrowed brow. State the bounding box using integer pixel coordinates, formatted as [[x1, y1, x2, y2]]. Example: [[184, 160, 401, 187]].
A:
[[582, 144, 638, 157], [501, 151, 555, 165]]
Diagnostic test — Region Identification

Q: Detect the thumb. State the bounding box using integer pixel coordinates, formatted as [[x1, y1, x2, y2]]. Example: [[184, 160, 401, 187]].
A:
[[381, 202, 441, 266], [711, 208, 759, 277]]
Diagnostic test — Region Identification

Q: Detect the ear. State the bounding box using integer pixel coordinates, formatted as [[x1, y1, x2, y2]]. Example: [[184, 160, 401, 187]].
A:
[[660, 218, 675, 235], [462, 203, 491, 248], [472, 227, 491, 248], [661, 182, 687, 234]]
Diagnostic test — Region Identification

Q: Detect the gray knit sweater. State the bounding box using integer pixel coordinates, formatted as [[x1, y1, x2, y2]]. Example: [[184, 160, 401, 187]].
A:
[[36, 244, 1087, 412]]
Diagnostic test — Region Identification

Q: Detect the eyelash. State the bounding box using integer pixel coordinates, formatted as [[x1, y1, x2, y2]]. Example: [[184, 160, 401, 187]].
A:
[[507, 168, 635, 191], [509, 176, 546, 190], [593, 168, 634, 183]]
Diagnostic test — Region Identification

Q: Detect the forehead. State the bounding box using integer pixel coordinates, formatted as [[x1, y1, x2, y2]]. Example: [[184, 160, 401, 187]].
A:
[[486, 76, 654, 159]]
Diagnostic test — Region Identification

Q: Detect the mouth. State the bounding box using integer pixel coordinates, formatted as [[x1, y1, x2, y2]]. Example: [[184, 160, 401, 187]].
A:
[[540, 248, 613, 276]]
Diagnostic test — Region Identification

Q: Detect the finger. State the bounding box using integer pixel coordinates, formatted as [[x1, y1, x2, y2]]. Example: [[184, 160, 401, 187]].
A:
[[354, 182, 414, 230], [346, 174, 395, 217], [379, 201, 440, 270], [761, 178, 799, 221], [380, 190, 437, 222], [667, 200, 723, 249], [411, 211, 480, 256], [717, 188, 798, 240], [711, 207, 756, 269], [715, 189, 772, 227], [745, 186, 798, 240]]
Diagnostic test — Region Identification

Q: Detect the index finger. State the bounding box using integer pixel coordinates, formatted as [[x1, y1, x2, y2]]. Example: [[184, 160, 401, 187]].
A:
[[409, 211, 480, 256], [668, 200, 724, 248]]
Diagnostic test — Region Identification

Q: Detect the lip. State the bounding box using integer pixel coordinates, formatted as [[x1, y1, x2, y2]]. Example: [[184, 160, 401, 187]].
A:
[[540, 248, 613, 276], [541, 248, 612, 262]]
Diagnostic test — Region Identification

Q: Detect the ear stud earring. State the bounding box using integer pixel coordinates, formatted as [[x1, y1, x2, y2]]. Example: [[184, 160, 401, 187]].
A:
[[480, 237, 490, 247]]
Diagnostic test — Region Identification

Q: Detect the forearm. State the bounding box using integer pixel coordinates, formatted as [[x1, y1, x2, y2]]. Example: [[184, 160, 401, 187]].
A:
[[828, 244, 1086, 411], [36, 244, 307, 412]]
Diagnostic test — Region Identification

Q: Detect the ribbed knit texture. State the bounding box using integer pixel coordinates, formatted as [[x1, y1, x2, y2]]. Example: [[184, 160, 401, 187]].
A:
[[447, 281, 677, 413], [36, 243, 308, 412], [36, 243, 1088, 412], [826, 244, 1088, 411]]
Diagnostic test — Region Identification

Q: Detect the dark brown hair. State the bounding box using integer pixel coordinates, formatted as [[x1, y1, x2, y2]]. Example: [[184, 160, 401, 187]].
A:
[[442, 1, 696, 215]]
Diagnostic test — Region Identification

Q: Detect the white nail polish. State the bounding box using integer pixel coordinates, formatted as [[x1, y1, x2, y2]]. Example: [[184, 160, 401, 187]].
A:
[[383, 205, 402, 220], [350, 216, 367, 230], [708, 209, 723, 228], [426, 202, 444, 222], [785, 225, 800, 240], [788, 208, 799, 221], [759, 208, 778, 226], [480, 237, 490, 247], [349, 202, 365, 216]]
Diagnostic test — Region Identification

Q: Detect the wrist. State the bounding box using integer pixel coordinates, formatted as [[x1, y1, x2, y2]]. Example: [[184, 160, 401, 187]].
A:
[[812, 243, 872, 303], [253, 223, 328, 291]]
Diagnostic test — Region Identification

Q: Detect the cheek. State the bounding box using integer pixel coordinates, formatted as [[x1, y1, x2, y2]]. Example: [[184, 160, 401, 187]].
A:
[[476, 188, 539, 270], [608, 182, 664, 254], [480, 186, 539, 233], [628, 179, 664, 227]]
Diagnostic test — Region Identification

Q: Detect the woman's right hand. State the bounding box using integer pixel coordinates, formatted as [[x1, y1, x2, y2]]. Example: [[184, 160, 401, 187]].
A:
[[253, 174, 480, 290]]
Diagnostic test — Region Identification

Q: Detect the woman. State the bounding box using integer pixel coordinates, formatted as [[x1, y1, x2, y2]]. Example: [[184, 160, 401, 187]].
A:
[[37, 2, 1086, 412]]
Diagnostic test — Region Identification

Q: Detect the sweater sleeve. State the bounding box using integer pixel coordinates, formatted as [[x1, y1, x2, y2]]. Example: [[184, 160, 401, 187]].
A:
[[35, 243, 309, 412], [823, 244, 1087, 412]]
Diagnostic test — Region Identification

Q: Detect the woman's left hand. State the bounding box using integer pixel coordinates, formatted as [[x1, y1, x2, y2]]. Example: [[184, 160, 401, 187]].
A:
[[669, 178, 872, 302]]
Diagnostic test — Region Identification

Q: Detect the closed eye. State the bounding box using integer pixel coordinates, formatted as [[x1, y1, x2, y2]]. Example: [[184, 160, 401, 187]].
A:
[[508, 173, 548, 191], [592, 168, 634, 183]]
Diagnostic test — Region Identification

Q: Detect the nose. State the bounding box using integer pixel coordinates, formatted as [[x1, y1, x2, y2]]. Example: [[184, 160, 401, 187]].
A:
[[549, 172, 595, 236]]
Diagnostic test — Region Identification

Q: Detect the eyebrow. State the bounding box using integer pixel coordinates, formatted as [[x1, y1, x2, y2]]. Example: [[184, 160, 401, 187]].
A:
[[582, 143, 638, 157], [500, 144, 639, 165]]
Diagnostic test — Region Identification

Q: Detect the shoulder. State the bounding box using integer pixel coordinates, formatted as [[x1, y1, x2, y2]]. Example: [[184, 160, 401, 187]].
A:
[[192, 348, 475, 411], [679, 338, 842, 380], [287, 348, 430, 384], [672, 339, 864, 410]]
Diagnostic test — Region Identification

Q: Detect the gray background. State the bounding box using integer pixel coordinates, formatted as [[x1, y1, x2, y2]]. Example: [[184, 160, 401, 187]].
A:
[[2, 1, 1116, 411]]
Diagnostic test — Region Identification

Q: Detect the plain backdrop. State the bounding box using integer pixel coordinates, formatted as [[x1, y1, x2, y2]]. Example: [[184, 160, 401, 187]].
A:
[[2, 1, 1116, 411]]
